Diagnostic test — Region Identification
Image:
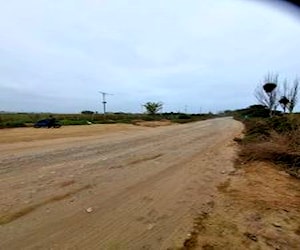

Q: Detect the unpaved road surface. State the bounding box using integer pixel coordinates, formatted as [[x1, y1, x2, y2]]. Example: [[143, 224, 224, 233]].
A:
[[2, 118, 300, 250], [0, 118, 245, 249]]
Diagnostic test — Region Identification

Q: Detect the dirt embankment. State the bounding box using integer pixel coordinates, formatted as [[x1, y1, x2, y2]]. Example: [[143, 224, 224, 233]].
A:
[[182, 161, 300, 250]]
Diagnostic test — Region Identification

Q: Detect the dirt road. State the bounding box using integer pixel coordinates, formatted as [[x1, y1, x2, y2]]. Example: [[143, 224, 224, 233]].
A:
[[0, 118, 243, 249]]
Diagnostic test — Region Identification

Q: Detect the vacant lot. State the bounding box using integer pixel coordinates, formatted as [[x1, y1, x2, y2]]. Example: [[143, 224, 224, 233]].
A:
[[1, 118, 299, 249]]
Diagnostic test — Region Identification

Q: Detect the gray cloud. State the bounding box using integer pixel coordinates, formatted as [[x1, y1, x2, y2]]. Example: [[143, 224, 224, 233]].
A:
[[1, 0, 300, 113]]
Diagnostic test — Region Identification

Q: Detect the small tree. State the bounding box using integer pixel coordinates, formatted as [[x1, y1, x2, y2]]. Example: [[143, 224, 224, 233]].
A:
[[287, 78, 299, 113], [277, 77, 299, 114], [255, 73, 279, 117], [143, 102, 163, 115], [279, 79, 289, 113], [279, 96, 289, 113]]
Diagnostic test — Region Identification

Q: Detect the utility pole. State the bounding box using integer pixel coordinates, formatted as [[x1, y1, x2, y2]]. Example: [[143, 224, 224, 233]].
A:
[[99, 91, 113, 114], [184, 105, 188, 114]]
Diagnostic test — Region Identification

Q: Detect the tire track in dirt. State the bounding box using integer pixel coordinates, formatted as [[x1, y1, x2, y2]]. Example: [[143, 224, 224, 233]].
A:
[[0, 184, 92, 225]]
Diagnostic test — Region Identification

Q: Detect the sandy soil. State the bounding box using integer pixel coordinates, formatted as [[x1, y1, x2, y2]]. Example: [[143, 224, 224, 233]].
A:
[[0, 118, 299, 249], [0, 123, 146, 144], [184, 161, 300, 250]]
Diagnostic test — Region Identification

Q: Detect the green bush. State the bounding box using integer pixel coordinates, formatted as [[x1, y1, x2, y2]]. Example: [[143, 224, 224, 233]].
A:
[[0, 121, 27, 128], [178, 114, 191, 119]]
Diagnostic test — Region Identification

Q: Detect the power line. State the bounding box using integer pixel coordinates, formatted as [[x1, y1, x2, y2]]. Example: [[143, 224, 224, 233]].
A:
[[99, 91, 113, 114]]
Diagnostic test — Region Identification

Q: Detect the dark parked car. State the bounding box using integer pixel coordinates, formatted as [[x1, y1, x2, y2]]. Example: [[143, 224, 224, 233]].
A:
[[34, 119, 61, 128]]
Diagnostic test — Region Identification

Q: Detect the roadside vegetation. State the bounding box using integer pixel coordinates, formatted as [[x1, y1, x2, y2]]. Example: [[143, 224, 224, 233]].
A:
[[234, 73, 300, 178], [0, 111, 217, 129]]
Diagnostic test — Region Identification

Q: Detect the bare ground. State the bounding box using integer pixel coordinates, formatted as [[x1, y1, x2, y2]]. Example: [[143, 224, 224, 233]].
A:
[[182, 162, 300, 250], [0, 118, 299, 249]]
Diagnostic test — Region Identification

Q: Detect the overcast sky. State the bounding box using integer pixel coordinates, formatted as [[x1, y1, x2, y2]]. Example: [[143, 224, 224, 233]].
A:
[[1, 0, 300, 113]]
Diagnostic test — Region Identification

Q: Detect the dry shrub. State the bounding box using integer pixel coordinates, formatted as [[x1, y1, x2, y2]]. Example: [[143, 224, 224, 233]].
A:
[[241, 119, 271, 143], [238, 117, 300, 177], [241, 116, 299, 143], [240, 140, 290, 162]]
